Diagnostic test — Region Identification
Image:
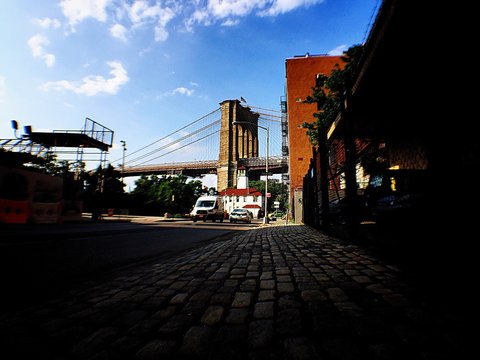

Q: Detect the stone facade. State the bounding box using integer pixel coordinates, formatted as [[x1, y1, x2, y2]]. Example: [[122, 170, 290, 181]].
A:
[[217, 100, 259, 192]]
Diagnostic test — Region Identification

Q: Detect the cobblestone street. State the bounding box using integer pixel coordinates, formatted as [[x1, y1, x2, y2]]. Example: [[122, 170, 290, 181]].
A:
[[0, 225, 466, 359]]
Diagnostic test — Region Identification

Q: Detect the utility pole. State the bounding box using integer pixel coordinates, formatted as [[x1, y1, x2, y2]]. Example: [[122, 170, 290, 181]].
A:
[[120, 140, 127, 184], [264, 126, 269, 224]]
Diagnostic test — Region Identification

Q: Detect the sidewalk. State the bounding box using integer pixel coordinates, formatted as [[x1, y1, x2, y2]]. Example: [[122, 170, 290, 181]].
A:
[[0, 225, 466, 359]]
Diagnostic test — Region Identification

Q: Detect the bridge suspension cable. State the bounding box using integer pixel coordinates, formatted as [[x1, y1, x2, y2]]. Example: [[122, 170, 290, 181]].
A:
[[125, 119, 221, 166], [111, 107, 221, 164], [248, 105, 282, 114], [259, 116, 282, 156], [134, 130, 221, 166], [248, 105, 282, 121]]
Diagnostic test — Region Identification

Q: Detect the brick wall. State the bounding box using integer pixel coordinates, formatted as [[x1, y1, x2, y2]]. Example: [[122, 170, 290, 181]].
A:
[[285, 55, 343, 207]]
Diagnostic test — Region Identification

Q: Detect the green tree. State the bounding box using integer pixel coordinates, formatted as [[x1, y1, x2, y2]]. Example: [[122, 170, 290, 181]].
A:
[[82, 163, 125, 215], [102, 164, 125, 207], [128, 175, 161, 214], [131, 175, 203, 215], [302, 45, 364, 145], [249, 179, 288, 212], [29, 151, 64, 175]]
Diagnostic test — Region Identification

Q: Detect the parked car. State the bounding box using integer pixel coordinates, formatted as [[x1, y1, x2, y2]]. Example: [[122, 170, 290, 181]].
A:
[[268, 210, 285, 221], [363, 169, 431, 224], [229, 208, 253, 223]]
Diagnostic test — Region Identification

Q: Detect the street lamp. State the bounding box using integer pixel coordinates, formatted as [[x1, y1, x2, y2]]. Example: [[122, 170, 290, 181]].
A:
[[120, 140, 127, 181], [233, 121, 269, 224]]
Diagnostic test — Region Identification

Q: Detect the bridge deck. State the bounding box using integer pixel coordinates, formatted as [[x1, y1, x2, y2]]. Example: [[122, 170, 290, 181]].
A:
[[121, 156, 288, 177]]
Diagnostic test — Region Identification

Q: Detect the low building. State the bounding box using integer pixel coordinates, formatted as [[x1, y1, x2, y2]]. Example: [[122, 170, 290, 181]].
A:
[[220, 188, 263, 218], [219, 167, 263, 218]]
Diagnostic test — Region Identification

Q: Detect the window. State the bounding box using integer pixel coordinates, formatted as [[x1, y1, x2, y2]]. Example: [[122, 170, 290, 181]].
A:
[[197, 200, 215, 207]]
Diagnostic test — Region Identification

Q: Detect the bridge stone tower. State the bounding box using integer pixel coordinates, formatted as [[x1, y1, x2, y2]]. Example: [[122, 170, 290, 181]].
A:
[[217, 100, 259, 191]]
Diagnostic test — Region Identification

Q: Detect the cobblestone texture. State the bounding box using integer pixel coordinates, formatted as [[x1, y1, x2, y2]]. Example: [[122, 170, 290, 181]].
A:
[[0, 225, 467, 359]]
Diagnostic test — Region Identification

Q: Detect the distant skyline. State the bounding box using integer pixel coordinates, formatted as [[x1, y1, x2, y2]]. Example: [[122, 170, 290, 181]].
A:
[[0, 0, 380, 189]]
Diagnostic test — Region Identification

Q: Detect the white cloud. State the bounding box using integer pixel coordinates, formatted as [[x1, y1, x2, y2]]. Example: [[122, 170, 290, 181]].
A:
[[154, 25, 169, 42], [185, 9, 212, 31], [125, 1, 176, 42], [110, 23, 128, 41], [187, 0, 324, 27], [27, 34, 56, 67], [60, 0, 111, 27], [28, 35, 48, 57], [44, 54, 56, 67], [221, 18, 240, 26], [173, 87, 194, 96], [156, 86, 196, 99], [40, 61, 129, 96], [156, 6, 175, 41], [139, 47, 152, 56], [0, 76, 6, 103], [128, 0, 162, 24], [206, 0, 263, 19], [33, 17, 61, 29], [259, 0, 323, 17], [57, 0, 324, 42], [328, 44, 348, 56]]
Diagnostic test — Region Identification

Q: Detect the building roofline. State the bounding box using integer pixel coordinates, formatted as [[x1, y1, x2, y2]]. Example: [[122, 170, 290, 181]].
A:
[[286, 53, 342, 61]]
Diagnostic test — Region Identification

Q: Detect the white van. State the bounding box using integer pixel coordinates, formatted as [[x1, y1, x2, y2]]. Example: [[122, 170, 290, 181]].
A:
[[190, 195, 224, 222]]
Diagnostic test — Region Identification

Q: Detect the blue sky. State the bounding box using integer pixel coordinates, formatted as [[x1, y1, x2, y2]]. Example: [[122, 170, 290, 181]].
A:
[[0, 0, 379, 188]]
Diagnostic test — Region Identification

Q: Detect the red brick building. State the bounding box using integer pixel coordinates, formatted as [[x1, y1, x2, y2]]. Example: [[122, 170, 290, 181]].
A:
[[285, 54, 343, 222]]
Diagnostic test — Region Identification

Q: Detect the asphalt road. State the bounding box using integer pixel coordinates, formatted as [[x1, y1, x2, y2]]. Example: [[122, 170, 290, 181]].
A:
[[0, 219, 258, 311]]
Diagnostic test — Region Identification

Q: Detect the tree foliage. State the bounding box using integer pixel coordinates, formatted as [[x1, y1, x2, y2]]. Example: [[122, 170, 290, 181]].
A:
[[249, 179, 288, 212], [302, 45, 364, 145], [82, 163, 126, 212], [130, 174, 203, 215], [28, 151, 75, 176]]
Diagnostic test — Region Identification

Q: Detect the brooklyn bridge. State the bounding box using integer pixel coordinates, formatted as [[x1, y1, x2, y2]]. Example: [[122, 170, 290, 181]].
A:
[[113, 99, 289, 191]]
